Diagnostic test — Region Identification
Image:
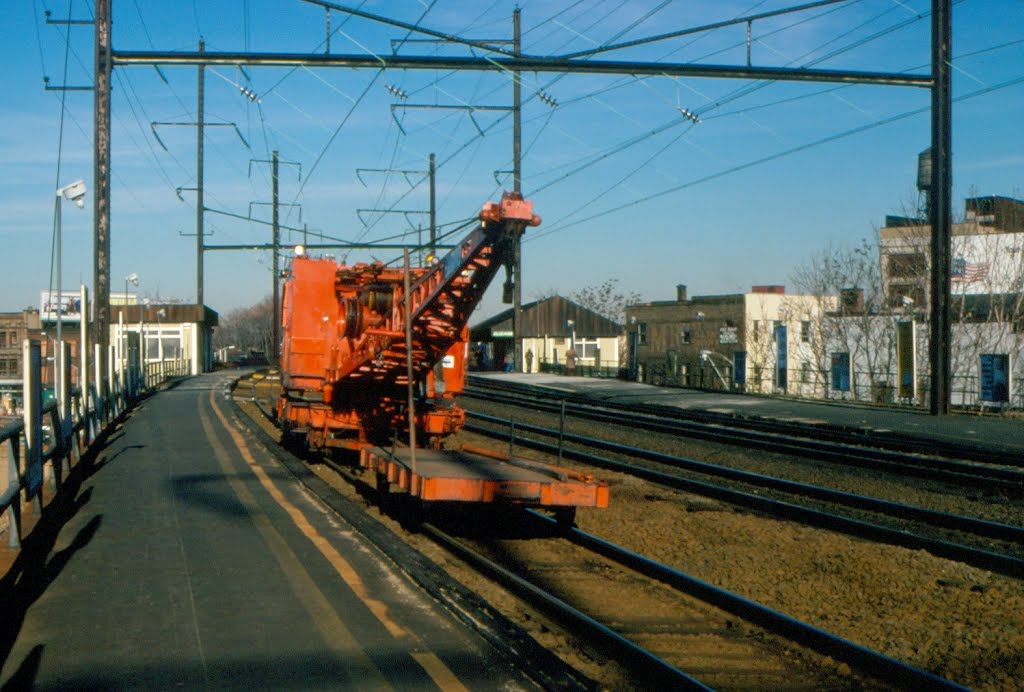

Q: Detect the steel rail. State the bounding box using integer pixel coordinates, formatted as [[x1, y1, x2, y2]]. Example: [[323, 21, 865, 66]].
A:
[[515, 512, 967, 691], [464, 419, 1024, 578], [466, 378, 1024, 473], [471, 411, 1024, 542], [421, 522, 711, 691]]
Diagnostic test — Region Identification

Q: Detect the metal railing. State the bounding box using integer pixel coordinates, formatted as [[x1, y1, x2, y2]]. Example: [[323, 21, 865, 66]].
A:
[[0, 338, 189, 552], [537, 358, 623, 379]]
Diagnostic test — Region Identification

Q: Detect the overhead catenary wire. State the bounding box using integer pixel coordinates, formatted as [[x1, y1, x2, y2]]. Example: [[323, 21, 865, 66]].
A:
[[530, 71, 1024, 242]]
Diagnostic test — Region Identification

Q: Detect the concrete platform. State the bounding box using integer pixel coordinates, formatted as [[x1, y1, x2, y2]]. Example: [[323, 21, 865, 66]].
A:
[[473, 372, 1024, 458], [0, 372, 560, 690]]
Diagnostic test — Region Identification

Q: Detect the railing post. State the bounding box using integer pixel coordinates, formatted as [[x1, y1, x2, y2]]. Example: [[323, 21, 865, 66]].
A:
[[6, 434, 21, 549], [59, 341, 73, 477], [108, 344, 119, 418], [80, 284, 91, 446], [23, 340, 43, 515], [94, 342, 105, 430]]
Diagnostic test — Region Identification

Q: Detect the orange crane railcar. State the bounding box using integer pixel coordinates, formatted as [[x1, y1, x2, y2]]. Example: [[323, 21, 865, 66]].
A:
[[277, 192, 608, 514]]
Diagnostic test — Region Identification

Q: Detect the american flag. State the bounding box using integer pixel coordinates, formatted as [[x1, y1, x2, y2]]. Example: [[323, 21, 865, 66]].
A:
[[952, 261, 989, 283]]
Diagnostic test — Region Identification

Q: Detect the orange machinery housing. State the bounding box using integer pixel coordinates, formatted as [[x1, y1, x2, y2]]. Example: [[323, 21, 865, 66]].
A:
[[277, 192, 608, 511]]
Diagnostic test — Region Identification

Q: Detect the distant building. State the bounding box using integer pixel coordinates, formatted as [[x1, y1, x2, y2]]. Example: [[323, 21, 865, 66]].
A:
[[0, 309, 41, 413], [822, 196, 1024, 408], [625, 285, 835, 396], [881, 196, 1024, 308], [111, 303, 219, 375], [469, 295, 623, 373]]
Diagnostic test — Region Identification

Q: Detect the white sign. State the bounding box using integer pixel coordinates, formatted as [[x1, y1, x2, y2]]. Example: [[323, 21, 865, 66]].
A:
[[40, 290, 84, 322], [719, 326, 738, 344]]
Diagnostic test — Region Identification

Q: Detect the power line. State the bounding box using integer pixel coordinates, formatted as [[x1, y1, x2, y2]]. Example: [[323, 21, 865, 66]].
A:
[[531, 71, 1024, 242]]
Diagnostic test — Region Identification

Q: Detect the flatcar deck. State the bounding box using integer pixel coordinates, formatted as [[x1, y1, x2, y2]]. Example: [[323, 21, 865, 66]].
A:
[[359, 445, 609, 507]]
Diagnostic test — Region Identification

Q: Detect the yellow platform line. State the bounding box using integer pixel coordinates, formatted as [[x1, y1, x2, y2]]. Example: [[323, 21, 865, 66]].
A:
[[207, 389, 467, 692]]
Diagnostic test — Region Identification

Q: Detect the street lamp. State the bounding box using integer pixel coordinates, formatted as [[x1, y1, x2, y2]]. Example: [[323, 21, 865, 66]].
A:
[[54, 180, 87, 396], [124, 272, 139, 305]]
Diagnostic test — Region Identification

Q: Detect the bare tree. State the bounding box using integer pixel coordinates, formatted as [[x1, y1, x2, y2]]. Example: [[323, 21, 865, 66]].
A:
[[214, 296, 275, 357], [791, 234, 897, 401], [572, 279, 638, 324]]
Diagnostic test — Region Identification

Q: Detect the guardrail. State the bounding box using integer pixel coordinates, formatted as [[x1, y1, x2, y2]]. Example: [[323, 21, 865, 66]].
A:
[[1, 338, 189, 552]]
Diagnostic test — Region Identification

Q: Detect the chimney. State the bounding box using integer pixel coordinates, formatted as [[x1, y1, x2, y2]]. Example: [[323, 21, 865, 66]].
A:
[[676, 285, 688, 302], [840, 287, 865, 313]]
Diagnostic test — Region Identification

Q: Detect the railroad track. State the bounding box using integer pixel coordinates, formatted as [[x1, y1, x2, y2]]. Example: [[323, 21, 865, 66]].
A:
[[464, 412, 1024, 578], [422, 510, 965, 691], [310, 445, 963, 690], [232, 376, 966, 687], [230, 373, 1005, 689], [464, 378, 1024, 489]]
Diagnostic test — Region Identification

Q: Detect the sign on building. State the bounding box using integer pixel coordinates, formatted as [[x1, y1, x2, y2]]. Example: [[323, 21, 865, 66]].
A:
[[40, 290, 84, 322], [979, 353, 1011, 404], [896, 320, 916, 399]]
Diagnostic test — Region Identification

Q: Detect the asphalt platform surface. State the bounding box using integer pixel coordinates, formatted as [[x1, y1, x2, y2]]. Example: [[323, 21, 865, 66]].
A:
[[0, 371, 544, 691]]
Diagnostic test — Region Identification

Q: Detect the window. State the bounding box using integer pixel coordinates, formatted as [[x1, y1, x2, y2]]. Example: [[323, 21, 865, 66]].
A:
[[577, 338, 599, 360], [889, 284, 926, 308], [800, 361, 812, 384], [681, 329, 692, 345], [800, 321, 811, 343], [887, 253, 926, 278], [637, 322, 648, 345], [752, 320, 760, 341]]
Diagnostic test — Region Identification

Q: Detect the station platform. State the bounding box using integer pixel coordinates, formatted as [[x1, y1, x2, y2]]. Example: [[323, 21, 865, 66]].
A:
[[471, 373, 1024, 459], [0, 372, 576, 690]]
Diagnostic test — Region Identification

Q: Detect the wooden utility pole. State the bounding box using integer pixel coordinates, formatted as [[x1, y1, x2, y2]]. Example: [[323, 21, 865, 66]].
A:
[[93, 0, 111, 379]]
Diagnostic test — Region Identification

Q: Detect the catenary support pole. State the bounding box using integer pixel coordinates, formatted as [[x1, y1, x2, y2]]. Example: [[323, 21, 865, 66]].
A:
[[197, 39, 206, 307], [928, 0, 951, 415], [512, 8, 524, 372], [272, 150, 280, 364]]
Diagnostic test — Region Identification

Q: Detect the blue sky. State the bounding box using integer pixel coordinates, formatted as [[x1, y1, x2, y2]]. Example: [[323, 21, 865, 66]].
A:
[[2, 0, 1023, 321]]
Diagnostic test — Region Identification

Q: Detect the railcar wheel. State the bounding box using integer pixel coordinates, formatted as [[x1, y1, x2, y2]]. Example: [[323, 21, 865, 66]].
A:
[[553, 506, 577, 531]]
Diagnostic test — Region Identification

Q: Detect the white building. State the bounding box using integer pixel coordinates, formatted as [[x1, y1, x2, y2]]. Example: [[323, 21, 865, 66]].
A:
[[823, 196, 1024, 408]]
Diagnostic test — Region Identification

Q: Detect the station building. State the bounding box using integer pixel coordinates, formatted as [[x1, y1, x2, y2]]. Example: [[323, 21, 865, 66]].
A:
[[0, 291, 218, 413], [469, 295, 623, 374]]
